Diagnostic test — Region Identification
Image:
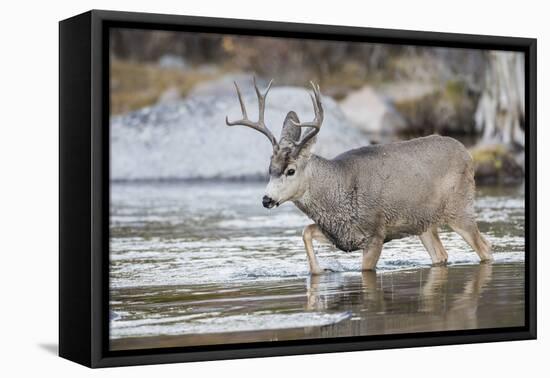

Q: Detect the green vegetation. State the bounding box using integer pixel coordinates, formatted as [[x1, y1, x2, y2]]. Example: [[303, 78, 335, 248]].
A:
[[470, 144, 523, 184], [393, 79, 477, 136]]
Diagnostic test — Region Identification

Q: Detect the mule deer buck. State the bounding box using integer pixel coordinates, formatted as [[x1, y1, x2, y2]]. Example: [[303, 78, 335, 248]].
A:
[[226, 78, 492, 274]]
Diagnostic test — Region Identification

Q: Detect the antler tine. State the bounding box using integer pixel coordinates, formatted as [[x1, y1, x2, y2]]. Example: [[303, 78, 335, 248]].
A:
[[225, 78, 278, 148], [253, 76, 273, 125], [233, 81, 247, 118], [290, 81, 324, 156]]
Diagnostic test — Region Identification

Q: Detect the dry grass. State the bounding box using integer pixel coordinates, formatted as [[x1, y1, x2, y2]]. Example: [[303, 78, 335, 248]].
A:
[[110, 59, 218, 115]]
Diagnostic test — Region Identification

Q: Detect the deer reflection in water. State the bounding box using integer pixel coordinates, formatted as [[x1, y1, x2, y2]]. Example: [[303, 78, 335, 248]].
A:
[[306, 263, 493, 334]]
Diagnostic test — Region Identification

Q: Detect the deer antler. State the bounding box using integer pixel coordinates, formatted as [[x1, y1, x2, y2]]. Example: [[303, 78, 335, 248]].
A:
[[290, 81, 324, 157], [225, 77, 278, 149]]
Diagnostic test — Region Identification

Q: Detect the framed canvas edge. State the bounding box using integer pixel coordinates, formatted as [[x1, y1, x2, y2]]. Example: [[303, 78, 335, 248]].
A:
[[59, 11, 93, 367], [94, 330, 535, 368], [58, 9, 537, 368]]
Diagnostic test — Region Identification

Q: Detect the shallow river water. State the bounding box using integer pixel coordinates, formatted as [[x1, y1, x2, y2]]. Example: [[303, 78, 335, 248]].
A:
[[109, 181, 525, 349]]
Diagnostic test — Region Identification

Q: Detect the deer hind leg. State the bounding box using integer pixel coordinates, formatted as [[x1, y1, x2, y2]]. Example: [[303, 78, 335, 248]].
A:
[[419, 226, 448, 266], [362, 236, 384, 271], [302, 224, 332, 275], [449, 217, 492, 262]]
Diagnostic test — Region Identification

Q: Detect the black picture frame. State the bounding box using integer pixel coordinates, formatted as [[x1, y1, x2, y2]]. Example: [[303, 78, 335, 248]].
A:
[[59, 9, 537, 368]]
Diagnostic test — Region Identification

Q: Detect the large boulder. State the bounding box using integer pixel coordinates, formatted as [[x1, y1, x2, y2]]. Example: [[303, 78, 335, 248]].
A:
[[382, 80, 478, 136], [470, 144, 524, 185], [111, 86, 369, 181], [339, 86, 407, 135]]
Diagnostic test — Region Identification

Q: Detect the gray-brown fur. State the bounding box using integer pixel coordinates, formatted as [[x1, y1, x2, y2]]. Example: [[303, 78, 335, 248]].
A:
[[294, 135, 476, 252]]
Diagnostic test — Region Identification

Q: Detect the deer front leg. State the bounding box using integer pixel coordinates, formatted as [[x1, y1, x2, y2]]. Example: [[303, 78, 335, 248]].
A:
[[302, 224, 331, 275], [419, 226, 448, 266], [362, 236, 384, 271]]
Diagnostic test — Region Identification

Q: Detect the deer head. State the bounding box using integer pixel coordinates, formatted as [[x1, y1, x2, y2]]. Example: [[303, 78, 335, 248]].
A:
[[226, 78, 324, 209]]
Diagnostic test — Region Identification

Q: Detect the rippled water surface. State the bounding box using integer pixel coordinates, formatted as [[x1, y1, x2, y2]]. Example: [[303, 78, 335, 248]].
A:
[[109, 181, 525, 347]]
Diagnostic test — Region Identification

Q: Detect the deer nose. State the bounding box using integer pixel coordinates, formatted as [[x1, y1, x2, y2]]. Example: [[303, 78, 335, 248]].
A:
[[262, 195, 275, 209]]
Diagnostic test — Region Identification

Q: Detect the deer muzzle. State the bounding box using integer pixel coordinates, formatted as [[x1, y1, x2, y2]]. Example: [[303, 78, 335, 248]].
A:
[[262, 195, 277, 209]]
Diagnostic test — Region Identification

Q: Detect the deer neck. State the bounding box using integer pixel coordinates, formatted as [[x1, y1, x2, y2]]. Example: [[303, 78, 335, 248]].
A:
[[292, 155, 341, 222]]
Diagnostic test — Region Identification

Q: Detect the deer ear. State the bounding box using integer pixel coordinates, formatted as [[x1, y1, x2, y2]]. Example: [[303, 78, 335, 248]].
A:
[[279, 111, 301, 144], [293, 135, 316, 159]]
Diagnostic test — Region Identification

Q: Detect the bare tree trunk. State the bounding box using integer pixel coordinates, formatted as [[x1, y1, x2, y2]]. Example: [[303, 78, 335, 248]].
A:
[[474, 51, 525, 148]]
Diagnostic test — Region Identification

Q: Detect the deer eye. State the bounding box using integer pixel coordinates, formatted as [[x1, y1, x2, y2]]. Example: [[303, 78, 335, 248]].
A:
[[287, 169, 295, 176]]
